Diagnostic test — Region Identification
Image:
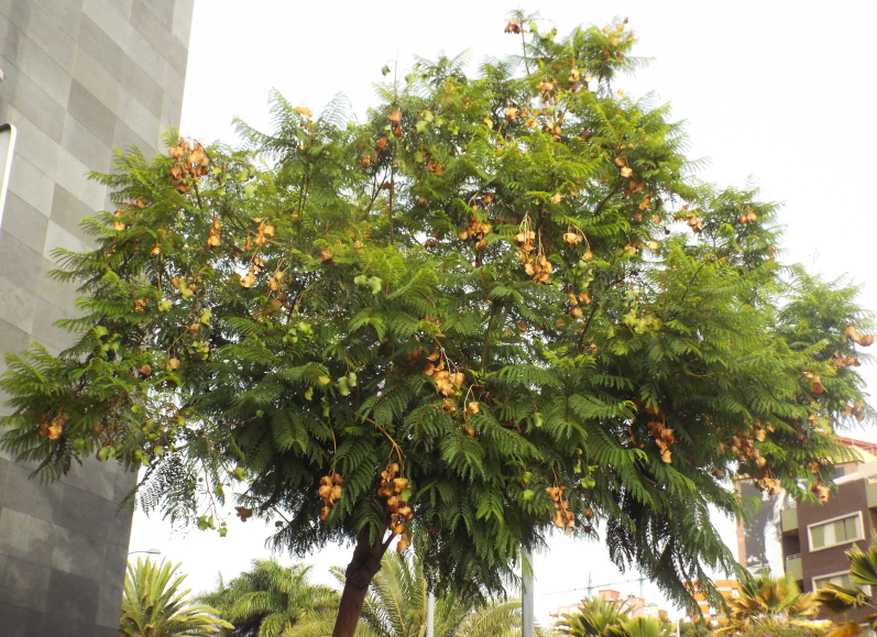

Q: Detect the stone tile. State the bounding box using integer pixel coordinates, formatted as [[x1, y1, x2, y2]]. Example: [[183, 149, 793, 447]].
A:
[[36, 253, 78, 311], [147, 0, 175, 26], [172, 0, 194, 44], [0, 274, 37, 333], [53, 146, 105, 212], [113, 466, 138, 502], [82, 0, 134, 46], [5, 154, 55, 217], [49, 183, 94, 239], [0, 556, 51, 611], [30, 0, 84, 42], [0, 232, 43, 292], [4, 106, 62, 181], [107, 496, 136, 540], [60, 455, 117, 501], [61, 113, 113, 175], [0, 507, 54, 566], [1, 26, 71, 106], [47, 568, 100, 626], [0, 0, 77, 71], [96, 579, 124, 628], [76, 15, 126, 88], [0, 460, 60, 524], [131, 0, 188, 76], [118, 92, 160, 148], [52, 481, 117, 541], [43, 219, 89, 260], [0, 60, 66, 143], [0, 319, 30, 365], [0, 13, 22, 60], [160, 89, 185, 132], [1, 192, 49, 253], [114, 116, 155, 159], [51, 523, 107, 576], [70, 46, 122, 122], [0, 601, 45, 637], [119, 51, 164, 118], [30, 297, 77, 352], [67, 80, 118, 148]]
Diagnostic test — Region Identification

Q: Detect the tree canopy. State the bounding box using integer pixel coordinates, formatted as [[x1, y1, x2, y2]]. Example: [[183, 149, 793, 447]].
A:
[[1, 12, 873, 636]]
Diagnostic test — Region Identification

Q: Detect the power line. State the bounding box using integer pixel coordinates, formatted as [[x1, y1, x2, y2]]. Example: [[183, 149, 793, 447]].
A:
[[541, 575, 650, 597]]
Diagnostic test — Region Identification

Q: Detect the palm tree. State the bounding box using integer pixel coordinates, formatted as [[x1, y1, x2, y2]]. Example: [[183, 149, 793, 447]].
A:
[[609, 617, 672, 637], [333, 550, 521, 637], [201, 560, 339, 637], [817, 540, 877, 637], [120, 558, 232, 637], [712, 571, 826, 636], [556, 597, 631, 637]]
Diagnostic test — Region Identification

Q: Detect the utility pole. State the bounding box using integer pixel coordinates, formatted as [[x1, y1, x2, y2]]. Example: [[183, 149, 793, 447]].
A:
[[426, 590, 435, 637], [586, 572, 593, 598], [522, 548, 534, 637]]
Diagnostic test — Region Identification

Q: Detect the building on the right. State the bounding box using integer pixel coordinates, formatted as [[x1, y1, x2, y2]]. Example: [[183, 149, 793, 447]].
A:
[[776, 437, 877, 622]]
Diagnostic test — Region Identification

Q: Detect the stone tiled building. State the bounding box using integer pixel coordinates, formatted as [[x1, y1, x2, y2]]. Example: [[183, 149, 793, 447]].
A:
[[0, 1, 193, 635]]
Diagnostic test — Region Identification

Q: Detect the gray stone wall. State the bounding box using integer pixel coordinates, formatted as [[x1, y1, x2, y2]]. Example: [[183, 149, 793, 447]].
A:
[[0, 1, 193, 635]]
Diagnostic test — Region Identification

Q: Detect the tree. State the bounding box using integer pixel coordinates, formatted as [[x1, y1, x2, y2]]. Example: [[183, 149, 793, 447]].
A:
[[609, 617, 672, 637], [200, 561, 338, 637], [713, 571, 826, 636], [556, 598, 671, 637], [1, 12, 873, 637], [677, 620, 710, 637], [817, 540, 877, 637], [333, 550, 520, 637], [119, 558, 233, 637], [556, 597, 632, 637]]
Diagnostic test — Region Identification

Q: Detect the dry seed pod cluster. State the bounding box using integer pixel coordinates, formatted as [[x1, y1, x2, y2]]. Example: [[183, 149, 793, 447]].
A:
[[831, 353, 861, 369], [803, 371, 825, 395], [567, 291, 591, 318], [423, 351, 464, 397], [842, 400, 867, 422], [459, 217, 492, 251], [811, 481, 830, 504], [546, 485, 575, 530], [240, 255, 266, 289], [515, 220, 552, 283], [845, 325, 875, 348], [207, 217, 221, 247], [737, 207, 758, 225], [646, 420, 675, 464], [38, 412, 67, 441], [318, 473, 344, 522], [377, 463, 413, 552], [168, 138, 209, 194]]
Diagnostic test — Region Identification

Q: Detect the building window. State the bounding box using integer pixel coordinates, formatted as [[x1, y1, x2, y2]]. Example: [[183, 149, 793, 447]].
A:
[[814, 572, 853, 589], [807, 511, 864, 551], [813, 571, 871, 595], [0, 123, 16, 226]]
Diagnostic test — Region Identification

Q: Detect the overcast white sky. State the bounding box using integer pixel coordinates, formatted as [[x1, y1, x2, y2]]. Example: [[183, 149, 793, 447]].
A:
[[130, 0, 877, 623]]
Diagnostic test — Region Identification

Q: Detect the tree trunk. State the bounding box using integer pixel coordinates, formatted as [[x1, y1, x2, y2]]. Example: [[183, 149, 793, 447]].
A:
[[332, 530, 388, 637]]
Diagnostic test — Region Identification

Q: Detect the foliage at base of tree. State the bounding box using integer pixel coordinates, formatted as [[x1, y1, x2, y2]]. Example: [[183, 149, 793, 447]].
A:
[[1, 11, 873, 632], [555, 596, 671, 637], [711, 571, 827, 637], [200, 561, 338, 637], [120, 558, 233, 637]]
